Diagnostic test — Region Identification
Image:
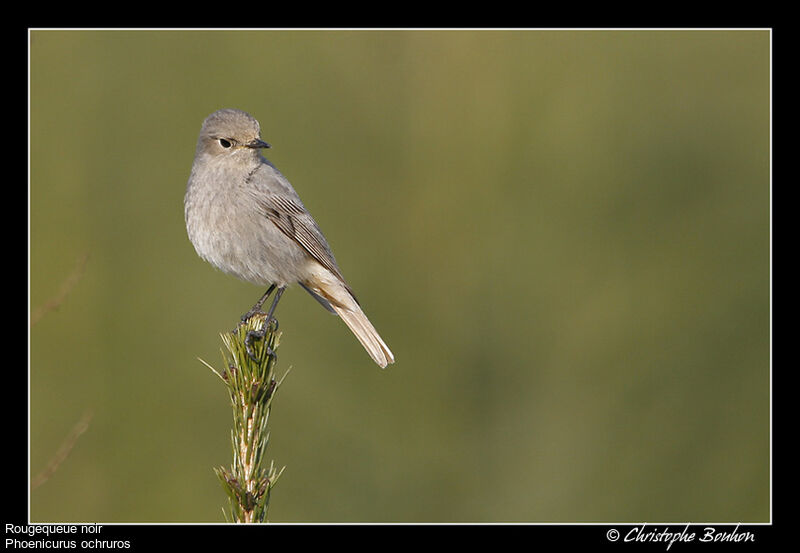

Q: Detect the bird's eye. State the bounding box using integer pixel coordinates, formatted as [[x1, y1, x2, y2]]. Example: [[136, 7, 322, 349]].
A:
[[219, 138, 232, 148]]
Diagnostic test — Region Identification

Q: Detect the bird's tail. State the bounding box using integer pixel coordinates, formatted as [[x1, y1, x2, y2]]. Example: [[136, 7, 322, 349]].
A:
[[302, 271, 394, 368], [332, 303, 394, 368]]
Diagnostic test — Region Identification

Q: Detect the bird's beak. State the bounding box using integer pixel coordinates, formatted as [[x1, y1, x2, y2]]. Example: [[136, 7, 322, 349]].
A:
[[246, 138, 271, 149]]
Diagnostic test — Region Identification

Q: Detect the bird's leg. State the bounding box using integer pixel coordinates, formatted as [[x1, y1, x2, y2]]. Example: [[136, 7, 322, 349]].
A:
[[240, 284, 277, 323], [245, 286, 286, 361]]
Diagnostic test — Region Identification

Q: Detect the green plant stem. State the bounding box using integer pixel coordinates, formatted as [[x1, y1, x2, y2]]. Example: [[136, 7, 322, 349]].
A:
[[201, 314, 287, 523]]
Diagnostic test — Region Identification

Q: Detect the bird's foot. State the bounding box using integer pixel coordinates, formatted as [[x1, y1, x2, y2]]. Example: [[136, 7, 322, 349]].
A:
[[244, 316, 279, 362]]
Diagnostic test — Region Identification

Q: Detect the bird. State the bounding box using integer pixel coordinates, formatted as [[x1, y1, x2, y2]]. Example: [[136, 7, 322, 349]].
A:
[[185, 108, 394, 368]]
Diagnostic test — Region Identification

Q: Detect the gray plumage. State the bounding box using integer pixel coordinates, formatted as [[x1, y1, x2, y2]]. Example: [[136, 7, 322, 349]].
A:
[[185, 108, 394, 368]]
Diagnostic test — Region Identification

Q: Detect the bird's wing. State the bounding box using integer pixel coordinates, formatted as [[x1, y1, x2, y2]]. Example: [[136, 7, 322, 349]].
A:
[[255, 193, 355, 297]]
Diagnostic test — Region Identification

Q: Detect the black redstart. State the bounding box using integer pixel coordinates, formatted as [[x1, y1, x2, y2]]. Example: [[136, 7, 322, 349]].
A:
[[185, 108, 394, 368]]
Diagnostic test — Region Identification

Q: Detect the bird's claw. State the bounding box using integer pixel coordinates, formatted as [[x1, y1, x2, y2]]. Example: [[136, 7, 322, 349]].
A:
[[244, 317, 279, 362]]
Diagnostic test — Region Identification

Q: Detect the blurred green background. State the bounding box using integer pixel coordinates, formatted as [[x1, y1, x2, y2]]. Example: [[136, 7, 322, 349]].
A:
[[29, 29, 770, 523]]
